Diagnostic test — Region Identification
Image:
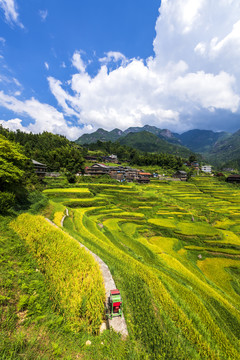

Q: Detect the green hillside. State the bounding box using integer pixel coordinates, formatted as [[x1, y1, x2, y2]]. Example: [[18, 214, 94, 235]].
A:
[[177, 129, 230, 153], [119, 130, 194, 157], [207, 129, 240, 169], [123, 125, 180, 144], [76, 125, 181, 145], [76, 128, 123, 145]]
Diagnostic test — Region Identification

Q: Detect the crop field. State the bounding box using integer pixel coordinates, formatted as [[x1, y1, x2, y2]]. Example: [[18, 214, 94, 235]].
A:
[[44, 179, 240, 359], [10, 214, 105, 334]]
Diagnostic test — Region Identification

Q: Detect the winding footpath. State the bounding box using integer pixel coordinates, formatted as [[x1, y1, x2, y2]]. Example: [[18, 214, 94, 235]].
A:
[[46, 210, 128, 338]]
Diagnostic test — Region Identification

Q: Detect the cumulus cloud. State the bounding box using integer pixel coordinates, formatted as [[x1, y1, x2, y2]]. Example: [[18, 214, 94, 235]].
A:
[[48, 76, 80, 117], [0, 0, 24, 28], [72, 51, 86, 73], [0, 117, 29, 132], [44, 0, 240, 135], [1, 0, 240, 138], [0, 91, 85, 140], [99, 51, 128, 66]]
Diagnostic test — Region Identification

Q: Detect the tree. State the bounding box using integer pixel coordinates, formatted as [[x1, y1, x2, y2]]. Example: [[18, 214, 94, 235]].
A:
[[0, 135, 28, 213], [189, 154, 197, 163], [0, 135, 28, 191]]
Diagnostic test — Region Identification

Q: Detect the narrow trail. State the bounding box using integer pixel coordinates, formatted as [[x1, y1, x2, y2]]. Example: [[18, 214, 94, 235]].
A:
[[45, 211, 128, 338]]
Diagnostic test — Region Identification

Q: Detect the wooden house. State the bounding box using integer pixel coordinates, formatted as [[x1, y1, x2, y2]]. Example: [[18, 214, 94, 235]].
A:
[[32, 160, 47, 177], [226, 175, 240, 183], [102, 154, 119, 163], [84, 155, 98, 162], [173, 170, 187, 181], [85, 163, 110, 176], [137, 172, 151, 184]]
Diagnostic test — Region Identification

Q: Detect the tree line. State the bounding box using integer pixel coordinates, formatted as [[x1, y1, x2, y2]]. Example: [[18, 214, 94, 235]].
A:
[[86, 140, 184, 169], [0, 126, 85, 173]]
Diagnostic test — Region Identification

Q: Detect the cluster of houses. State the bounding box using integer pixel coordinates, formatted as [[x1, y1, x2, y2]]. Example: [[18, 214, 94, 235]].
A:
[[184, 161, 212, 174], [85, 163, 152, 183], [31, 156, 240, 184]]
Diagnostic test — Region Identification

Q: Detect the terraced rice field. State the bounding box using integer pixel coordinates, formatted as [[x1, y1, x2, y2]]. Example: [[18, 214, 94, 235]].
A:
[[45, 178, 240, 359]]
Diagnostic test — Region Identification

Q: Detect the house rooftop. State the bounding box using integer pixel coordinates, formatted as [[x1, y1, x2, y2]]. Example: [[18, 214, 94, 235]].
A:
[[32, 159, 46, 166]]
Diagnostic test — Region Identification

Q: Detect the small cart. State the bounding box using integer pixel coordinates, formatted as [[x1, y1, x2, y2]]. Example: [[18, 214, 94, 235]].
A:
[[106, 289, 123, 319]]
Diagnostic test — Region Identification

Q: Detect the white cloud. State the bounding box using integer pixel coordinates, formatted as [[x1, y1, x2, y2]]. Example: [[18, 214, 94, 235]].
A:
[[172, 71, 240, 112], [39, 9, 48, 22], [43, 0, 240, 135], [12, 77, 21, 86], [48, 76, 80, 117], [1, 0, 240, 138], [0, 117, 29, 132], [0, 91, 85, 140], [0, 37, 6, 45], [0, 0, 24, 28], [72, 51, 86, 73], [44, 62, 49, 70], [99, 51, 127, 66]]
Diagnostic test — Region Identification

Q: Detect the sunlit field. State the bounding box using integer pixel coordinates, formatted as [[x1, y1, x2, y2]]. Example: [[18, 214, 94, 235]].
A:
[[39, 177, 240, 359]]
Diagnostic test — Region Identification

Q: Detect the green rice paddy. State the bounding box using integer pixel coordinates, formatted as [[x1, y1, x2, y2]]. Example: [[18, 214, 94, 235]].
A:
[[43, 178, 240, 359]]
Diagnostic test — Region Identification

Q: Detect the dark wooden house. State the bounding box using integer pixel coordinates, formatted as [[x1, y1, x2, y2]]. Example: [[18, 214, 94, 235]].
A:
[[32, 160, 47, 177], [226, 175, 240, 183], [84, 163, 110, 176], [173, 170, 187, 181]]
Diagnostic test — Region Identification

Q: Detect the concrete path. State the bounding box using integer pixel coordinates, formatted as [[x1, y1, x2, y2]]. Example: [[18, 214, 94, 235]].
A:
[[45, 212, 128, 338]]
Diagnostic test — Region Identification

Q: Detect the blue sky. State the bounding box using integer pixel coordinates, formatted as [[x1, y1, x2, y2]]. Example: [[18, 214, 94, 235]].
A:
[[0, 0, 240, 139]]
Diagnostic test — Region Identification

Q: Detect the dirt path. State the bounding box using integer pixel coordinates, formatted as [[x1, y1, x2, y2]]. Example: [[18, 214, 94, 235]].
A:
[[45, 215, 128, 338]]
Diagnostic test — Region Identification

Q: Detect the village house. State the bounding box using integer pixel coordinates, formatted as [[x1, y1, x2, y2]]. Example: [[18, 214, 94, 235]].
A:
[[84, 155, 98, 162], [102, 154, 119, 163], [223, 168, 235, 172], [85, 163, 151, 183], [226, 174, 240, 183], [201, 165, 212, 173], [84, 163, 110, 176], [184, 161, 199, 169], [109, 168, 125, 181], [32, 159, 47, 177], [173, 170, 187, 181], [191, 161, 199, 169], [137, 172, 151, 184]]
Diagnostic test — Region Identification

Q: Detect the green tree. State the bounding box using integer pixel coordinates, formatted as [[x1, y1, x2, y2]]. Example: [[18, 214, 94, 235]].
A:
[[0, 135, 28, 213], [189, 154, 197, 163], [0, 135, 27, 191]]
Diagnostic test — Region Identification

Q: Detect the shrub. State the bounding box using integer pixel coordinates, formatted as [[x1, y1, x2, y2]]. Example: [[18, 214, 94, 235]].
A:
[[0, 192, 15, 213]]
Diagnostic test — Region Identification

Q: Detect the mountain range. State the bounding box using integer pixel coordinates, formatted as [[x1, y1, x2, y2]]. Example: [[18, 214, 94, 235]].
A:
[[75, 125, 240, 169]]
